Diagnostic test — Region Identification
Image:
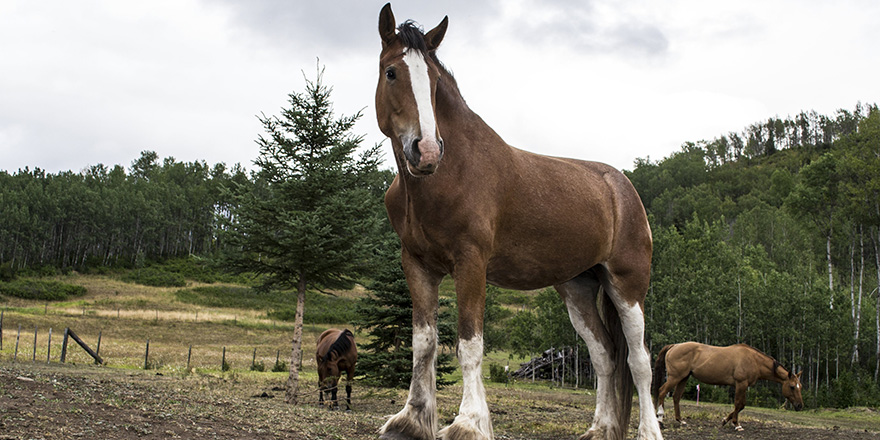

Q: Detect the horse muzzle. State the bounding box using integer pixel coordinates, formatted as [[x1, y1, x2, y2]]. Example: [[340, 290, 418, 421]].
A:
[[403, 136, 444, 176]]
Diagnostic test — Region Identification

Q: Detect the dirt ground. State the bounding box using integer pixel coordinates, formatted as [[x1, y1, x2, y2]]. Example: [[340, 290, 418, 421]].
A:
[[2, 363, 879, 440]]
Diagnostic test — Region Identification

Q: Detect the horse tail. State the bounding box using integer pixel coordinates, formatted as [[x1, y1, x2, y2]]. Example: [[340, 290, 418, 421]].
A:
[[652, 344, 673, 402], [600, 287, 633, 440]]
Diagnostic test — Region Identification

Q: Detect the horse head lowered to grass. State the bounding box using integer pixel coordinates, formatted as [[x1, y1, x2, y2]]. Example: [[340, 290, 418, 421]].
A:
[[375, 4, 662, 440], [652, 341, 803, 432]]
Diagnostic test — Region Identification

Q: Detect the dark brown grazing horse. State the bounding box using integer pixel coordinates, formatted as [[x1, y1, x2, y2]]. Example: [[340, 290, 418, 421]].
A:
[[316, 328, 357, 411], [651, 342, 804, 431], [375, 4, 661, 440]]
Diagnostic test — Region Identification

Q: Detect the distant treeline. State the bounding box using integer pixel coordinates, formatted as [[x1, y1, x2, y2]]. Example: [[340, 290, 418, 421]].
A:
[[625, 102, 880, 407], [0, 150, 250, 271]]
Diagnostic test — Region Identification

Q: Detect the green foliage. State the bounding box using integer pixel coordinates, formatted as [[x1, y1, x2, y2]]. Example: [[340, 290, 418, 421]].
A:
[[250, 361, 266, 372], [272, 359, 288, 373], [0, 279, 86, 301], [122, 267, 186, 287], [489, 363, 509, 384], [353, 249, 456, 389], [0, 262, 15, 282], [0, 155, 249, 272], [219, 66, 385, 295], [175, 286, 275, 309], [270, 291, 358, 324]]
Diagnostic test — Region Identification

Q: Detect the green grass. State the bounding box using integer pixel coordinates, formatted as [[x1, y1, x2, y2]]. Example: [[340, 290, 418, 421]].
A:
[[174, 285, 357, 324]]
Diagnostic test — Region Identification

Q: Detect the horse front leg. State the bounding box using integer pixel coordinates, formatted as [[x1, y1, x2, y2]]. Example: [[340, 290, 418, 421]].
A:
[[654, 379, 676, 425], [330, 379, 339, 410], [439, 261, 493, 440], [380, 254, 442, 440], [722, 381, 748, 431], [344, 369, 354, 411]]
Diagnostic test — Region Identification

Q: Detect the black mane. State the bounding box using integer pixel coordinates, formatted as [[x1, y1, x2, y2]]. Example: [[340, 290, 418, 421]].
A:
[[322, 329, 354, 363], [397, 20, 428, 53]]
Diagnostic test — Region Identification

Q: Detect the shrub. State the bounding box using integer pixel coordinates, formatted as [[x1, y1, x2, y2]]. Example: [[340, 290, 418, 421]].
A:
[[272, 359, 288, 372], [0, 279, 87, 301], [175, 286, 280, 309], [0, 263, 15, 282], [269, 291, 358, 324], [122, 267, 186, 287], [489, 363, 509, 384]]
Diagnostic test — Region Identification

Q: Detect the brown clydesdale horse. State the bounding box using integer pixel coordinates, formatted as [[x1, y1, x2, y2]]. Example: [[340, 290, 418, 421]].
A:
[[651, 342, 804, 431], [375, 4, 661, 440], [316, 328, 357, 411]]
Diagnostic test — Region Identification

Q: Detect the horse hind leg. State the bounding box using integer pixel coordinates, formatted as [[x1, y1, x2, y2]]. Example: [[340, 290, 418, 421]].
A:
[[672, 380, 687, 425], [599, 266, 663, 440], [556, 273, 625, 440]]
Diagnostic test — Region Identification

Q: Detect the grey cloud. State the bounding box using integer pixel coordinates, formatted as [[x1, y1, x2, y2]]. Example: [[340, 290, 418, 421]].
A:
[[508, 0, 669, 58], [207, 0, 502, 55]]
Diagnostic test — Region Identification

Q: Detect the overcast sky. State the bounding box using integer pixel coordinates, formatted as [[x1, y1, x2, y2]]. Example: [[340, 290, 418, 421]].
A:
[[1, 0, 878, 175]]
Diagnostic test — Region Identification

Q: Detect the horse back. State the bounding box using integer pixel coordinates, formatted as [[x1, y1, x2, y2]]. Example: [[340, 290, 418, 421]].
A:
[[670, 342, 763, 386]]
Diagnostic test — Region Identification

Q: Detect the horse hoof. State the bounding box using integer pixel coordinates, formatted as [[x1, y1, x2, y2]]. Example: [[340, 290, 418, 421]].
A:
[[735, 425, 744, 432], [379, 433, 420, 440], [679, 420, 687, 426]]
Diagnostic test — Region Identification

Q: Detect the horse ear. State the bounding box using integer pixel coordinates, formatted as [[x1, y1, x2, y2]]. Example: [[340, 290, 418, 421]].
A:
[[425, 16, 448, 51], [379, 3, 397, 47], [796, 371, 803, 379]]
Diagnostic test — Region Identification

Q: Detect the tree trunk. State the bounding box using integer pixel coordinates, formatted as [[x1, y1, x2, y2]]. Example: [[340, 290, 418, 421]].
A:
[[874, 225, 880, 381], [827, 231, 834, 309], [851, 226, 864, 366], [285, 275, 307, 404]]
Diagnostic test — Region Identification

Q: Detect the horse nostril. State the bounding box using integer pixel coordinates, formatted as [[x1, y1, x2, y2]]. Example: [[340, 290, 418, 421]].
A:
[[409, 137, 422, 164]]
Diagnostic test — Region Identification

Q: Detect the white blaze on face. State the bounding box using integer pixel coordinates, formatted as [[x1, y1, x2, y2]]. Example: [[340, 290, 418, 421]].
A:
[[402, 49, 438, 143]]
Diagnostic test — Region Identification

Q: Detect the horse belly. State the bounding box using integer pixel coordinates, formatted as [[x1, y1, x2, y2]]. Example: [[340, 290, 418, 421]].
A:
[[486, 245, 600, 290]]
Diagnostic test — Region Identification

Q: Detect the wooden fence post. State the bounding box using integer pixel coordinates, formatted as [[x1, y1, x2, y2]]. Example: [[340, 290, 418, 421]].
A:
[[252, 348, 257, 370], [13, 324, 21, 362], [187, 345, 192, 371], [0, 308, 4, 350], [144, 339, 150, 370], [60, 328, 70, 363], [222, 346, 227, 371], [32, 325, 37, 362], [96, 331, 102, 357], [47, 328, 52, 363]]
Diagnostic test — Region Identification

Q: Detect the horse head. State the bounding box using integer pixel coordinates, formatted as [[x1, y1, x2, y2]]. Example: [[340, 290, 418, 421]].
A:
[[376, 3, 448, 177], [319, 352, 342, 389], [781, 370, 804, 411]]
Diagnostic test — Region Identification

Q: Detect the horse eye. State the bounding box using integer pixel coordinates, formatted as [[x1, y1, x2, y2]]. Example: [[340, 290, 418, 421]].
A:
[[385, 68, 396, 80]]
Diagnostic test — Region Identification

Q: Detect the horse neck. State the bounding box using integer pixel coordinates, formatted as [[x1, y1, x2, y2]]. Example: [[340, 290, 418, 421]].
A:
[[758, 356, 789, 383]]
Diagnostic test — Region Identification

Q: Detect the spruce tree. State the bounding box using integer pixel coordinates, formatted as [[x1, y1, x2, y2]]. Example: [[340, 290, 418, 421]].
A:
[[354, 242, 456, 389], [222, 66, 382, 404]]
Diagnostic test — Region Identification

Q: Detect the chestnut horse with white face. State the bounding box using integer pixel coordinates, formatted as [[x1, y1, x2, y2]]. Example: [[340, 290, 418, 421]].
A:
[[375, 4, 662, 440]]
